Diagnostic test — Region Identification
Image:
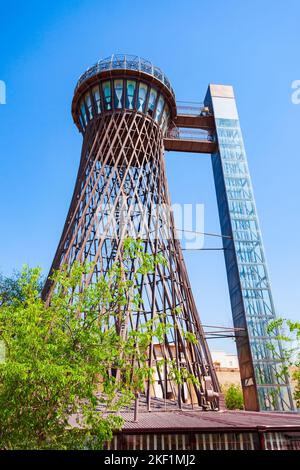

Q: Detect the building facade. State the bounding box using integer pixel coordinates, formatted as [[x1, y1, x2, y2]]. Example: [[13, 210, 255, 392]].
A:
[[211, 351, 241, 390]]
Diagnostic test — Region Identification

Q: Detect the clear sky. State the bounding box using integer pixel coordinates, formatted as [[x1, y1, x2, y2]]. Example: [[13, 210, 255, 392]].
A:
[[0, 0, 299, 353]]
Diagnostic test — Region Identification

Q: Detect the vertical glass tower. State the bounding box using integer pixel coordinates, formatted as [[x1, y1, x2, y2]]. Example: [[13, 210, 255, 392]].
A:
[[205, 85, 294, 411]]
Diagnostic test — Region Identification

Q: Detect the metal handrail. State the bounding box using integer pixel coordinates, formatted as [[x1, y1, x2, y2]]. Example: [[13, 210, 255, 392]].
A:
[[166, 127, 215, 142], [75, 54, 175, 97], [176, 102, 211, 117]]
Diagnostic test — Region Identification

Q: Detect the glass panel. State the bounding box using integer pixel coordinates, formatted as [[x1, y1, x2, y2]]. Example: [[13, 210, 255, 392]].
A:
[[85, 92, 93, 120], [80, 99, 88, 125], [114, 79, 123, 109], [92, 85, 101, 114], [154, 95, 164, 123], [137, 82, 148, 112], [147, 87, 157, 117], [112, 55, 125, 69], [126, 80, 136, 109], [213, 115, 294, 411], [79, 114, 85, 130], [102, 81, 112, 110], [161, 106, 170, 134]]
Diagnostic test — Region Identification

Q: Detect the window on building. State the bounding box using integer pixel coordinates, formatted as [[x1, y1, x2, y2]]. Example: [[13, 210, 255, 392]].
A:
[[161, 106, 170, 134], [102, 81, 112, 110], [85, 92, 93, 120], [114, 79, 123, 109], [137, 82, 148, 112], [126, 80, 136, 109], [155, 95, 165, 123], [147, 87, 157, 117], [79, 114, 85, 131], [80, 99, 87, 126], [92, 85, 101, 114]]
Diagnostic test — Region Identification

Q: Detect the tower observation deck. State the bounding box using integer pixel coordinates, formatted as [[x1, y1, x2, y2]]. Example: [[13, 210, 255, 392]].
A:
[[43, 54, 294, 413]]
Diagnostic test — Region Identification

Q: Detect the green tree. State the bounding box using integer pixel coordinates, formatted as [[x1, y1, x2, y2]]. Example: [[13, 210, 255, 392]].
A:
[[267, 318, 300, 408], [223, 384, 244, 410], [0, 270, 44, 306], [0, 239, 176, 449]]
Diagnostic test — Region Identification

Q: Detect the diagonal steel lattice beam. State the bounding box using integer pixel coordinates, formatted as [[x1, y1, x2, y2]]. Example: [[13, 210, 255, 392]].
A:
[[43, 106, 221, 411]]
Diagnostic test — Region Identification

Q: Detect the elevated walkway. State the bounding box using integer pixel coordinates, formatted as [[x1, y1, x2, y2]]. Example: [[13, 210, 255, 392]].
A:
[[164, 102, 217, 153], [174, 102, 215, 130]]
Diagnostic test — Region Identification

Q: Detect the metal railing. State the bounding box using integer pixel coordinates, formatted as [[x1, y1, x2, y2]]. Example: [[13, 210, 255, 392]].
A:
[[76, 54, 175, 97], [176, 101, 211, 117], [166, 127, 215, 142]]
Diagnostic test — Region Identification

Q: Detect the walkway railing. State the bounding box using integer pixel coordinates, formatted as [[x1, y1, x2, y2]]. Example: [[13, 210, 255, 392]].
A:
[[76, 54, 175, 97], [176, 101, 211, 117], [166, 127, 215, 142]]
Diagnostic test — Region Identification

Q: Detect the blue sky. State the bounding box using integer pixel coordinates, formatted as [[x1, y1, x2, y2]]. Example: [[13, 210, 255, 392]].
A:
[[0, 0, 299, 353]]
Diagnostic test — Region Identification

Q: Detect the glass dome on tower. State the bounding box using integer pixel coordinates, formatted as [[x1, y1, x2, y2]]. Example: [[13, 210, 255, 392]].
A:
[[72, 54, 176, 135]]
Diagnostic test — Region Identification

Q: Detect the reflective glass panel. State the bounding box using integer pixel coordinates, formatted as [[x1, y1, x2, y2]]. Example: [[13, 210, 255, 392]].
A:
[[92, 85, 101, 114], [154, 95, 164, 123], [80, 99, 88, 125], [137, 82, 148, 112], [85, 92, 93, 120], [114, 79, 123, 109], [161, 106, 170, 134], [102, 81, 112, 110], [126, 80, 136, 109], [147, 88, 157, 117], [79, 114, 85, 130]]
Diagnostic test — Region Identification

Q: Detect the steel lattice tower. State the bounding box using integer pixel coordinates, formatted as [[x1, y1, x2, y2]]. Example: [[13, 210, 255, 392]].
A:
[[43, 55, 220, 411], [44, 54, 294, 412]]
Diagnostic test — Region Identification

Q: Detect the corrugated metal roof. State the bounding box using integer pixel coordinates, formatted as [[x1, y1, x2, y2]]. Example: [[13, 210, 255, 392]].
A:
[[120, 410, 300, 433]]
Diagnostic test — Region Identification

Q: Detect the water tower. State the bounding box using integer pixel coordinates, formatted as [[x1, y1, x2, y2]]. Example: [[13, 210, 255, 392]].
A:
[[43, 54, 293, 412]]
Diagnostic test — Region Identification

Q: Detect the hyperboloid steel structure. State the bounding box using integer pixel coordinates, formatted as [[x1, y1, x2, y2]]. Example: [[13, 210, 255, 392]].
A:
[[43, 54, 294, 413]]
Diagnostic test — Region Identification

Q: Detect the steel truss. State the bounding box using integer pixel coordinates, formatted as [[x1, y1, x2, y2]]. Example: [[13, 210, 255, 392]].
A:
[[43, 109, 220, 411]]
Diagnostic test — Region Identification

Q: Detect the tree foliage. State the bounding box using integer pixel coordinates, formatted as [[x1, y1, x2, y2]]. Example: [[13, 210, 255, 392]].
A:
[[267, 318, 300, 408], [0, 239, 176, 449], [0, 270, 43, 307], [223, 384, 244, 410]]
